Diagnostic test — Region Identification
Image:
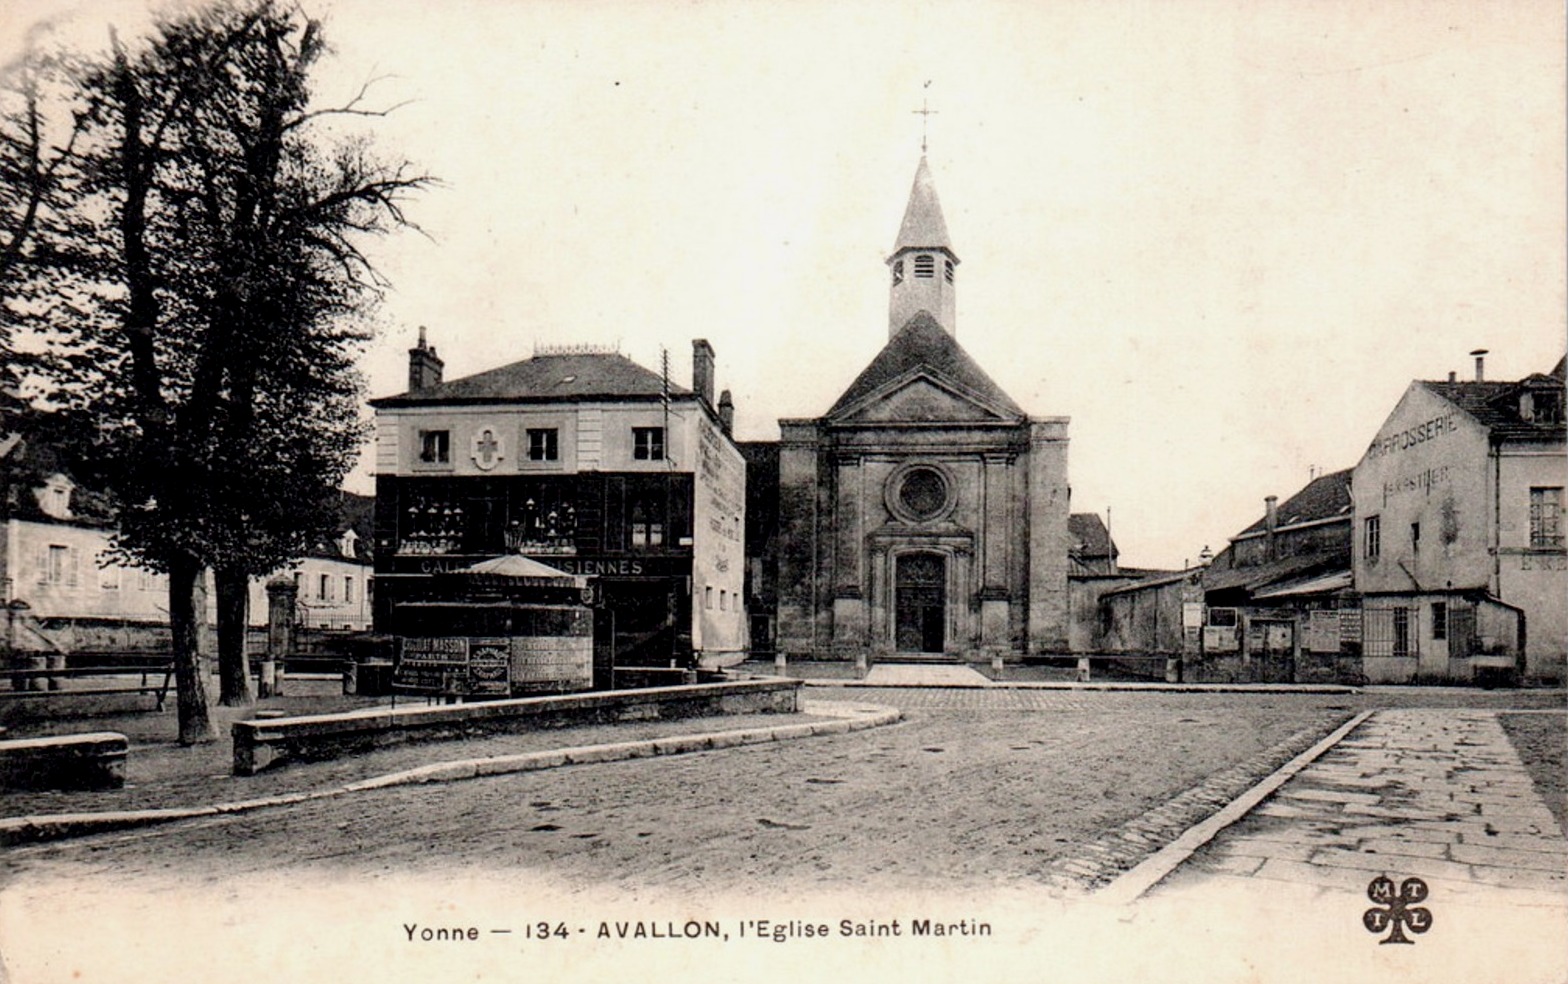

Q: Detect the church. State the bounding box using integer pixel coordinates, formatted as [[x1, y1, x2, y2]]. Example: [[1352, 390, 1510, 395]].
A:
[[771, 156, 1072, 661]]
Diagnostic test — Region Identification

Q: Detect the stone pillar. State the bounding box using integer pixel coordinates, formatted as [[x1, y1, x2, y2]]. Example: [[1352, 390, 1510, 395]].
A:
[[776, 421, 821, 657], [831, 454, 868, 654], [980, 453, 1014, 653], [1027, 419, 1072, 654], [263, 578, 298, 698]]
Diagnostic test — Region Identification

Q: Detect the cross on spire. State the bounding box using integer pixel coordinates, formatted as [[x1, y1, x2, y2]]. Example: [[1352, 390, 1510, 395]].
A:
[[913, 97, 938, 154]]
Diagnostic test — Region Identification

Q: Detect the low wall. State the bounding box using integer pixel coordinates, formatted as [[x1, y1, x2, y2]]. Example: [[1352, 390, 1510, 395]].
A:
[[233, 677, 802, 776]]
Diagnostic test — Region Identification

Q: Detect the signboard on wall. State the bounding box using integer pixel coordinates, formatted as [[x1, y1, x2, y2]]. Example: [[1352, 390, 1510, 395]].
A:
[[394, 636, 513, 696], [1304, 611, 1340, 653]]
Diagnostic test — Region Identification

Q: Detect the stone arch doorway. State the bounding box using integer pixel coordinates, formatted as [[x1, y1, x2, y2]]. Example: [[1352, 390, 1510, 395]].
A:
[[895, 552, 946, 653]]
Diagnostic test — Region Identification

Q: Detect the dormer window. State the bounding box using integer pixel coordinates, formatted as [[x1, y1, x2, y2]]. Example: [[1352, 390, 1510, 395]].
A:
[[35, 475, 75, 520], [914, 254, 935, 279], [944, 259, 954, 283], [1531, 389, 1563, 425], [892, 260, 904, 286]]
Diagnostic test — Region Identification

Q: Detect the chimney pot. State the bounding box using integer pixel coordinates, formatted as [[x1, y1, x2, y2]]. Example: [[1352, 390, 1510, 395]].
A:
[[718, 389, 734, 436], [1470, 348, 1488, 382], [1264, 495, 1279, 560]]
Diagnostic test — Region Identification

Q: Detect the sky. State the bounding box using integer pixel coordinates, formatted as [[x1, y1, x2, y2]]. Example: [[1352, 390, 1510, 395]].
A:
[[4, 0, 1565, 570]]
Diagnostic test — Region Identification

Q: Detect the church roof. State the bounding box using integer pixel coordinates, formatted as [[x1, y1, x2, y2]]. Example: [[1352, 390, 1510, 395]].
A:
[[825, 311, 1025, 419], [372, 352, 690, 407], [892, 156, 954, 256]]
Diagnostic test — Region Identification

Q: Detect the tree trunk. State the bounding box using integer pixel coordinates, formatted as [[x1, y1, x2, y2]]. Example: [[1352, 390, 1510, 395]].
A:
[[168, 552, 216, 744], [215, 564, 254, 706]]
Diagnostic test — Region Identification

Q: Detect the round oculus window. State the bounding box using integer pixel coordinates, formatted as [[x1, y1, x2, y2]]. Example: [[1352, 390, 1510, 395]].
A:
[[898, 468, 948, 520]]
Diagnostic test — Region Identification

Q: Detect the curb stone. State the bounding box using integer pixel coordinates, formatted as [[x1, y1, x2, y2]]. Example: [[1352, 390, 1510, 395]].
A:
[[804, 679, 1361, 693], [1093, 710, 1376, 905], [0, 701, 900, 847]]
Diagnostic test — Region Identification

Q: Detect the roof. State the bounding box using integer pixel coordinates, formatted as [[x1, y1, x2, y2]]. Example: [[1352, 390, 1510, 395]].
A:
[[892, 156, 954, 256], [1418, 365, 1567, 442], [825, 311, 1025, 419], [1203, 550, 1343, 596], [1235, 468, 1353, 539], [1069, 513, 1117, 560], [1101, 568, 1199, 597], [1252, 569, 1353, 600], [372, 352, 690, 407]]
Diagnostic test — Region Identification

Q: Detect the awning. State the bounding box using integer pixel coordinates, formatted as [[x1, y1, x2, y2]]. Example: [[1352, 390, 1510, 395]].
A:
[[445, 555, 589, 589], [1252, 569, 1353, 600]]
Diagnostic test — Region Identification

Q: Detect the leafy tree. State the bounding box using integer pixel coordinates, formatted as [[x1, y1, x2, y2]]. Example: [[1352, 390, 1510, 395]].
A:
[[3, 1, 426, 739]]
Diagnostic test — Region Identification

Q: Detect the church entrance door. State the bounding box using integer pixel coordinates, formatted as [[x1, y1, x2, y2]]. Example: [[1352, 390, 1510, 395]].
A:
[[895, 552, 946, 653]]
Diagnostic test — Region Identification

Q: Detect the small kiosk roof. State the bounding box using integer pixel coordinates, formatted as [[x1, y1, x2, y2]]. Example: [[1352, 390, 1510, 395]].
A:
[[453, 555, 588, 588]]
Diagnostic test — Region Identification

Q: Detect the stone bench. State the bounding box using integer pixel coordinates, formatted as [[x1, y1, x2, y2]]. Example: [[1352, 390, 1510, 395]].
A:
[[0, 732, 129, 791], [232, 677, 802, 776]]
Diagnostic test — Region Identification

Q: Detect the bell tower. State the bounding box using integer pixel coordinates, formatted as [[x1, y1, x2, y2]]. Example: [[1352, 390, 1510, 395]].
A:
[[887, 155, 959, 337]]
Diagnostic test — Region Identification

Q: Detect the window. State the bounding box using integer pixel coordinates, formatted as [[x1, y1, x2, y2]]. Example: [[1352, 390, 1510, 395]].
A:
[[913, 254, 935, 279], [1207, 607, 1238, 628], [898, 467, 948, 521], [40, 544, 75, 587], [1410, 521, 1420, 554], [1363, 515, 1381, 561], [344, 576, 355, 604], [98, 554, 120, 591], [1530, 487, 1564, 548], [633, 427, 664, 461], [1537, 390, 1563, 424], [630, 497, 664, 550], [892, 259, 904, 285], [418, 429, 451, 464], [1392, 606, 1410, 656], [705, 585, 714, 610], [1432, 602, 1448, 641], [719, 590, 728, 612], [527, 428, 559, 462], [318, 573, 331, 602], [943, 258, 954, 283]]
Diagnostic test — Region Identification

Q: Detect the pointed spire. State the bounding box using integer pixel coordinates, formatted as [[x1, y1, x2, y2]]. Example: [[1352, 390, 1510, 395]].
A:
[[893, 156, 953, 254]]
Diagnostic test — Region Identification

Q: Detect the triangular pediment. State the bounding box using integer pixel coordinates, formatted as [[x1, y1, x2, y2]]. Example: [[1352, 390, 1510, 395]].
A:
[[830, 369, 1014, 425], [823, 311, 1027, 422]]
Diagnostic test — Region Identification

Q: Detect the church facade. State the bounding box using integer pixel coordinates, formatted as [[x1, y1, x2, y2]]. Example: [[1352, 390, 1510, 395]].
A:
[[775, 158, 1072, 660]]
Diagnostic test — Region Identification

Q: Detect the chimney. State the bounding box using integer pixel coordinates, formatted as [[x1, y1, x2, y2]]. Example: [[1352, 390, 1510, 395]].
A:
[[1470, 348, 1488, 382], [692, 339, 715, 408], [1264, 494, 1279, 560], [408, 326, 444, 391], [1448, 370, 1457, 383], [718, 389, 734, 436]]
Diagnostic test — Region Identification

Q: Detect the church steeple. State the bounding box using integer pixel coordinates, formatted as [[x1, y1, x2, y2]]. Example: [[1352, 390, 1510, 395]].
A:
[[887, 155, 959, 337]]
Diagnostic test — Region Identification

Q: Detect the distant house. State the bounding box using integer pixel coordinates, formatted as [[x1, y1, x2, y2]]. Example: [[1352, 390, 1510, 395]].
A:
[[0, 431, 373, 652], [1352, 354, 1566, 684], [1198, 469, 1356, 682], [1068, 513, 1118, 576]]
